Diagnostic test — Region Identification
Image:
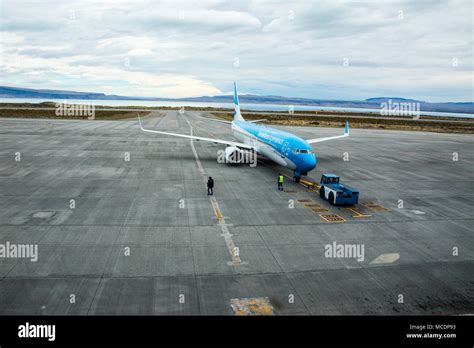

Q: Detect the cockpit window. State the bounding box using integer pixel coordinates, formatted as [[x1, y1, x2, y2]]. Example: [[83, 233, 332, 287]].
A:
[[292, 148, 314, 154]]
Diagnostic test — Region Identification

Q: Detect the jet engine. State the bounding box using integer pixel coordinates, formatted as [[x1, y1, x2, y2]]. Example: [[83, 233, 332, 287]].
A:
[[224, 146, 244, 164]]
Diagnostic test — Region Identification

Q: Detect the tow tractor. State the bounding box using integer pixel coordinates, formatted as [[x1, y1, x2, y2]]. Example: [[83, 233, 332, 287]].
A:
[[319, 173, 359, 205]]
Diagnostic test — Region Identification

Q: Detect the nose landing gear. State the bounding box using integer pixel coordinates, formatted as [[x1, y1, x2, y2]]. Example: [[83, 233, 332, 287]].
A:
[[293, 171, 306, 183]]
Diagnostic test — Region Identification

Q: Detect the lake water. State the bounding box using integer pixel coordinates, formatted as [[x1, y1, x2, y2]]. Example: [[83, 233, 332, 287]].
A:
[[1, 97, 472, 119]]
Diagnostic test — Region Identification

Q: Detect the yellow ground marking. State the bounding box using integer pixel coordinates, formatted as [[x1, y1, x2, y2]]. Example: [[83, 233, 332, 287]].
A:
[[214, 207, 223, 221], [319, 214, 346, 222], [311, 206, 329, 213], [299, 178, 321, 191], [230, 297, 274, 316], [281, 173, 319, 191], [344, 207, 372, 218], [305, 202, 329, 212], [297, 199, 312, 203], [303, 202, 320, 208], [185, 116, 246, 266], [370, 253, 400, 265], [281, 173, 294, 181], [297, 199, 330, 213], [277, 172, 321, 194], [361, 201, 390, 212]]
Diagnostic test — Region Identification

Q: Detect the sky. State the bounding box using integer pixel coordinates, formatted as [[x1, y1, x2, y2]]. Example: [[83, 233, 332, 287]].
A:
[[0, 0, 472, 102]]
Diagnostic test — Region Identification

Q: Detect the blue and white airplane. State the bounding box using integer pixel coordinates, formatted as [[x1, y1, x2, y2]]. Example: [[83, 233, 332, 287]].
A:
[[139, 82, 349, 181]]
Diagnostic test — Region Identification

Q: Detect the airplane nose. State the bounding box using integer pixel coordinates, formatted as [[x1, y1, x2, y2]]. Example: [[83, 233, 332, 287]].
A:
[[300, 154, 317, 172], [308, 155, 317, 170]]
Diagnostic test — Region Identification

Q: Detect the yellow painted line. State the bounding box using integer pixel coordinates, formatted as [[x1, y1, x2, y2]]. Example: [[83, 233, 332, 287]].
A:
[[371, 206, 390, 212], [276, 172, 321, 194], [297, 199, 330, 214], [281, 173, 294, 181], [311, 206, 329, 213], [299, 178, 321, 190], [184, 116, 246, 266], [361, 201, 390, 212], [230, 297, 274, 316], [344, 207, 372, 218], [319, 214, 346, 222], [214, 207, 223, 221]]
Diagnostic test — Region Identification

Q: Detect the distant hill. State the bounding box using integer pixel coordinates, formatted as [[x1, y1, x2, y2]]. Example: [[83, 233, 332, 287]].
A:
[[0, 86, 137, 100], [1, 86, 472, 114], [366, 97, 422, 103]]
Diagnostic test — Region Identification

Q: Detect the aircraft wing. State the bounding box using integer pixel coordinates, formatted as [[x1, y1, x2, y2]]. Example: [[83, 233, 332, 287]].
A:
[[306, 119, 349, 144], [190, 114, 232, 124], [138, 114, 254, 150], [191, 114, 265, 124]]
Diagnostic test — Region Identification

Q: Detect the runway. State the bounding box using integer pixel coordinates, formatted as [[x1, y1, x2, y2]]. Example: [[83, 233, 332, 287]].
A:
[[0, 111, 473, 315]]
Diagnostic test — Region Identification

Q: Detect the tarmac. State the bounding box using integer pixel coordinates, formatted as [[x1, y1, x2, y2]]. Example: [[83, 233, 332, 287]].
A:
[[0, 110, 473, 315]]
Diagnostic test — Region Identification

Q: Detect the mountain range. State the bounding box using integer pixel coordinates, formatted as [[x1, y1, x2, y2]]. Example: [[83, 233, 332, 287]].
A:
[[1, 86, 472, 114]]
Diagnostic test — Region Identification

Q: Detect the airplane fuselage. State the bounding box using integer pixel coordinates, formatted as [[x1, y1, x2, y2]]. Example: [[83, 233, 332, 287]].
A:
[[232, 119, 317, 177], [139, 82, 348, 180]]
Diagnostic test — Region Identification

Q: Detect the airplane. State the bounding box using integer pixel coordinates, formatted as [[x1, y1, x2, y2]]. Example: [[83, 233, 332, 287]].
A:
[[138, 82, 349, 181]]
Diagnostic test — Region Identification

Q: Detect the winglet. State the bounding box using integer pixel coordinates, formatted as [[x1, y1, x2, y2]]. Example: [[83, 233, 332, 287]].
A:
[[306, 118, 350, 144]]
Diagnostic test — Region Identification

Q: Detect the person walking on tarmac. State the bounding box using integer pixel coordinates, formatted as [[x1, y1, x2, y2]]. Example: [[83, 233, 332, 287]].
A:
[[278, 173, 284, 191], [207, 176, 214, 196]]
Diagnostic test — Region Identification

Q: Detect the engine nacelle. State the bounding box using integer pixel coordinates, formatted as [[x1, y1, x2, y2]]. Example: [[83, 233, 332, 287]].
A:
[[224, 146, 244, 164]]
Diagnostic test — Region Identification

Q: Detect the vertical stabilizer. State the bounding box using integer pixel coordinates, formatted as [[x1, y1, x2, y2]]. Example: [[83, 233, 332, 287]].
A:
[[233, 82, 245, 121]]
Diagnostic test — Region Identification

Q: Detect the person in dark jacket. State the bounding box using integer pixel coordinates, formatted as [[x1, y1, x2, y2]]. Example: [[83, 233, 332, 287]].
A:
[[207, 176, 214, 195]]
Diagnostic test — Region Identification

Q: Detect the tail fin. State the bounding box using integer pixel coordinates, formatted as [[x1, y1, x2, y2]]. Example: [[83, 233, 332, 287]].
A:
[[233, 82, 245, 121]]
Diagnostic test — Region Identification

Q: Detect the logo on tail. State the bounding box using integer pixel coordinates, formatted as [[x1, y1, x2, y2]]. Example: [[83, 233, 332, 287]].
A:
[[233, 82, 244, 121]]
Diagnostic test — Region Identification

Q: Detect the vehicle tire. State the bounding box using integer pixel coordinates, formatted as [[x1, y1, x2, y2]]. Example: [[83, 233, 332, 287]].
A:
[[319, 187, 325, 199], [328, 192, 335, 205]]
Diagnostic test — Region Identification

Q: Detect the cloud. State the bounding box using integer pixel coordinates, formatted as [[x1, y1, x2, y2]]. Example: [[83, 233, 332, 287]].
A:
[[0, 0, 472, 101]]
